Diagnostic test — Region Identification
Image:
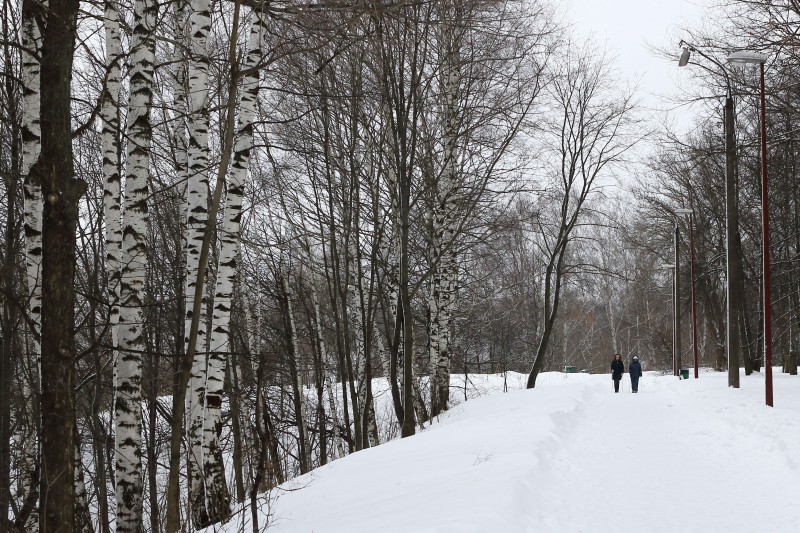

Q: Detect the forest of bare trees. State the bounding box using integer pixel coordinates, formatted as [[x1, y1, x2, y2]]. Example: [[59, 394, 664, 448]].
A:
[[0, 0, 797, 531]]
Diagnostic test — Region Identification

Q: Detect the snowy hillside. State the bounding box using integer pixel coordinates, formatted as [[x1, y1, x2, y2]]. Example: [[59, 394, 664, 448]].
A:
[[208, 371, 800, 533]]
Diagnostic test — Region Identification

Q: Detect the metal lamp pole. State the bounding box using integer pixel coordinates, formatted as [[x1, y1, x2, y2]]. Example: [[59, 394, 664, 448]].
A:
[[676, 208, 698, 378], [728, 51, 772, 406], [661, 263, 677, 375], [674, 224, 681, 376], [679, 41, 742, 388]]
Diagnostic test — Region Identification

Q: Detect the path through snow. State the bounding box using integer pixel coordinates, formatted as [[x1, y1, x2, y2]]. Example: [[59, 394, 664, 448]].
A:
[[211, 371, 800, 533], [529, 374, 799, 532]]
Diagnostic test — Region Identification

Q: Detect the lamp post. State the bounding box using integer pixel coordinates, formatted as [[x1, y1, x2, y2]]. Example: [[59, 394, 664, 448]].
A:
[[674, 224, 681, 376], [678, 42, 742, 388], [661, 263, 677, 375], [727, 50, 773, 407], [676, 208, 699, 378]]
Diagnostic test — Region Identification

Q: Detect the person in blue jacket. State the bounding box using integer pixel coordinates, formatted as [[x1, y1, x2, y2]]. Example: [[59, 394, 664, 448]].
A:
[[629, 355, 643, 393], [611, 353, 624, 393]]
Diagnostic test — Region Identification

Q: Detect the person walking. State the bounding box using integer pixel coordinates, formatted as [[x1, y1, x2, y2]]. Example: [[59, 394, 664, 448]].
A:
[[629, 355, 643, 393], [611, 353, 624, 393]]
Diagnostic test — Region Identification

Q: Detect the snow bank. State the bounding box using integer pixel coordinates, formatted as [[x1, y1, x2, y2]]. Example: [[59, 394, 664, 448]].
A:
[[206, 370, 800, 533]]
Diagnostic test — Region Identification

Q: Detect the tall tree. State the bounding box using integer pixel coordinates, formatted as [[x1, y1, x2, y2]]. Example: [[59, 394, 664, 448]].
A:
[[19, 0, 44, 527], [101, 0, 123, 381], [185, 0, 213, 522], [201, 7, 268, 525], [33, 0, 87, 526], [527, 44, 638, 388], [114, 0, 158, 529]]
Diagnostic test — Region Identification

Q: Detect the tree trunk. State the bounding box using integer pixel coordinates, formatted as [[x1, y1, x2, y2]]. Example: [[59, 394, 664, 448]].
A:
[[90, 353, 111, 533], [283, 275, 311, 473], [20, 0, 44, 525], [309, 270, 345, 459], [101, 0, 123, 376], [228, 357, 246, 502], [0, 60, 21, 529], [146, 341, 160, 533], [114, 0, 157, 529], [184, 0, 213, 523], [99, 4, 122, 528], [527, 243, 567, 389], [200, 11, 265, 523], [400, 184, 415, 437], [36, 0, 86, 529], [73, 433, 92, 533], [429, 1, 461, 418], [164, 5, 189, 528], [787, 351, 798, 375]]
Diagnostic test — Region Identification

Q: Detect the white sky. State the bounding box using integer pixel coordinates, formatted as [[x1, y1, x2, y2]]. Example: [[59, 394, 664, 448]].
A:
[[565, 0, 711, 129], [560, 0, 714, 189]]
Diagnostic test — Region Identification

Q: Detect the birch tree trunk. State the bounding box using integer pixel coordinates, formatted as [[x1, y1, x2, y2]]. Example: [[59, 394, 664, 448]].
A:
[[100, 9, 123, 526], [200, 10, 266, 525], [607, 299, 619, 355], [101, 0, 123, 375], [429, 4, 462, 418], [185, 0, 213, 522], [19, 1, 43, 527], [114, 0, 157, 529], [164, 3, 189, 529]]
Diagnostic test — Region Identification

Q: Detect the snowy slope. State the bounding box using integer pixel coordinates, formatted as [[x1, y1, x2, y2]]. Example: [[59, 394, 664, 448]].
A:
[[208, 370, 800, 533]]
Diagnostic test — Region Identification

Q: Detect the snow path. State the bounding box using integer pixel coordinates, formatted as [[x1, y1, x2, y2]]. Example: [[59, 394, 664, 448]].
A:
[[530, 374, 800, 532], [211, 371, 800, 533]]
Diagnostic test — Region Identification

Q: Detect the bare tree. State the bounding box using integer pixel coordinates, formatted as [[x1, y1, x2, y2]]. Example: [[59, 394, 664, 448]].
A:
[[527, 42, 639, 388]]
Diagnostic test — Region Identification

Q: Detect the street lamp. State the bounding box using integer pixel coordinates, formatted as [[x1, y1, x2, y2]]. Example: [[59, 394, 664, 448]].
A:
[[678, 41, 743, 388], [660, 263, 678, 375], [727, 50, 773, 407], [676, 208, 699, 379]]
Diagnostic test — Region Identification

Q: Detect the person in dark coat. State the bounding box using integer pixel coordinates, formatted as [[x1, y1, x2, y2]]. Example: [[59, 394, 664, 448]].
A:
[[629, 355, 643, 393], [610, 353, 624, 393]]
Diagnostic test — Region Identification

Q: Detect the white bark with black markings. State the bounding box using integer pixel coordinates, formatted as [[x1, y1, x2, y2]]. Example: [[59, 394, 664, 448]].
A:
[[19, 4, 43, 528], [114, 0, 157, 529], [184, 0, 213, 524], [201, 10, 267, 524], [429, 1, 462, 418], [101, 0, 123, 383]]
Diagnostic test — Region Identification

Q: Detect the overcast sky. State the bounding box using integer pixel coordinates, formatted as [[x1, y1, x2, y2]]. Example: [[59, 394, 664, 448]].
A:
[[565, 0, 711, 129]]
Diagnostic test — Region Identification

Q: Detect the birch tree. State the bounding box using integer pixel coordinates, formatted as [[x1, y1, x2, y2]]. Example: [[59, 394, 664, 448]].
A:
[[425, 0, 551, 414], [19, 0, 43, 527], [101, 0, 123, 374], [114, 0, 158, 529], [429, 0, 462, 418], [200, 8, 268, 525], [184, 0, 213, 522]]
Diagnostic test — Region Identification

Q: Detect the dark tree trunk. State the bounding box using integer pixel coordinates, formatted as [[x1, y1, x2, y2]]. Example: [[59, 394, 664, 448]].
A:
[[283, 293, 309, 474], [228, 352, 246, 502], [147, 334, 160, 533], [36, 0, 84, 530]]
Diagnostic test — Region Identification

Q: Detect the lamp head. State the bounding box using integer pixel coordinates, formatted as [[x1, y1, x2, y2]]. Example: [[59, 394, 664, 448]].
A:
[[727, 51, 768, 65], [675, 208, 694, 215], [679, 47, 691, 67]]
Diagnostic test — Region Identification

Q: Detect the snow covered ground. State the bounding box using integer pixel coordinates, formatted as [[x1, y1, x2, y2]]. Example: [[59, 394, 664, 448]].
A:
[[209, 369, 800, 532]]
